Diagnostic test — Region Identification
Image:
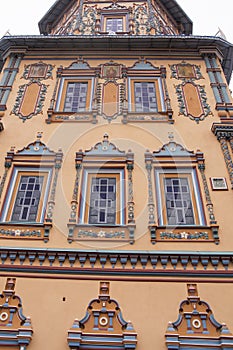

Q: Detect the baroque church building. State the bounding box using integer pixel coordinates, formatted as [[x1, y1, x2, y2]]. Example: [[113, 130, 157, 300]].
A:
[[0, 0, 233, 348]]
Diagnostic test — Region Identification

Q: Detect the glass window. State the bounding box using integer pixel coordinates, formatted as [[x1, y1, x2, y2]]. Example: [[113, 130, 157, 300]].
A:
[[79, 169, 124, 226], [64, 82, 88, 112], [134, 82, 158, 112], [106, 18, 123, 32], [164, 177, 195, 225], [11, 175, 44, 222], [1, 169, 51, 224], [155, 169, 205, 226], [89, 177, 116, 224]]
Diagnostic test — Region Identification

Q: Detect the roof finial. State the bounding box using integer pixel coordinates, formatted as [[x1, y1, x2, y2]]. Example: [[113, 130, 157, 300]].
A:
[[36, 132, 43, 141], [168, 132, 174, 142]]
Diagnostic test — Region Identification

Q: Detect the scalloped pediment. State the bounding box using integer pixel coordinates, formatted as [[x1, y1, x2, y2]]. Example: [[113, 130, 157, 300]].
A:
[[67, 282, 137, 349], [165, 284, 233, 349]]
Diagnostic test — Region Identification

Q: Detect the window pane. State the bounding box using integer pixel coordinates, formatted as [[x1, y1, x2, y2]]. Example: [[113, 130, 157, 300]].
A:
[[134, 82, 158, 112], [106, 18, 123, 32], [164, 177, 195, 225], [89, 177, 116, 224], [64, 82, 88, 112], [11, 176, 44, 222]]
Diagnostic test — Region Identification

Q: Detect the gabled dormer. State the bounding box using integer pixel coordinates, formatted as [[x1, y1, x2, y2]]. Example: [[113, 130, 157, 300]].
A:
[[39, 0, 192, 36]]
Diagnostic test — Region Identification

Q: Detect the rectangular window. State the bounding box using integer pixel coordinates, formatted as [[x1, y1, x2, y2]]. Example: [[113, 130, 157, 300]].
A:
[[89, 177, 116, 224], [79, 169, 125, 226], [155, 169, 205, 226], [64, 82, 88, 112], [164, 177, 195, 225], [129, 78, 165, 112], [56, 79, 92, 113], [106, 18, 123, 32], [134, 82, 158, 112], [1, 168, 52, 224], [11, 175, 44, 222]]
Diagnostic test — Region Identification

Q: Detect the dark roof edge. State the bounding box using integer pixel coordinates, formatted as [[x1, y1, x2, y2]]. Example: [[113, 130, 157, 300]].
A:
[[160, 0, 193, 35], [0, 34, 232, 82], [38, 0, 193, 35]]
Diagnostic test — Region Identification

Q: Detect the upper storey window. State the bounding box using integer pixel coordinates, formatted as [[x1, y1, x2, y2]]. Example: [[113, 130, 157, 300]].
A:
[[106, 17, 124, 33], [63, 81, 88, 112], [46, 59, 97, 123], [134, 81, 158, 112]]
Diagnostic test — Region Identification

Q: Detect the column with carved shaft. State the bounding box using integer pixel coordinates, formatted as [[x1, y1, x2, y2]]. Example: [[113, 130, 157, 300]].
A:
[[92, 68, 101, 123], [126, 150, 135, 244], [229, 137, 233, 156], [121, 67, 128, 124], [45, 148, 63, 223], [212, 123, 233, 189], [145, 150, 156, 243], [0, 147, 14, 201], [219, 136, 233, 188], [68, 150, 83, 242], [46, 70, 61, 123], [196, 151, 219, 244], [161, 66, 174, 123]]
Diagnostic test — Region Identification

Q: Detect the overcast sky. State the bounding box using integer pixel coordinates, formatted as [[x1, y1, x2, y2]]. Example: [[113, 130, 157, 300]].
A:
[[0, 0, 232, 40], [0, 0, 232, 85]]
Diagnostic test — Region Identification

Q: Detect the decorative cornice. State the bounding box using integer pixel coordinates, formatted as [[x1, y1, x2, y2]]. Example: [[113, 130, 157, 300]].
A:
[[0, 35, 232, 82], [0, 248, 233, 278], [212, 122, 233, 140]]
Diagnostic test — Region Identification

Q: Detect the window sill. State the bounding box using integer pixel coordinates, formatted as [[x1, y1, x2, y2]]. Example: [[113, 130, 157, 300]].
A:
[[67, 223, 135, 244], [0, 222, 52, 242], [46, 110, 97, 123], [149, 224, 219, 245], [122, 111, 174, 124]]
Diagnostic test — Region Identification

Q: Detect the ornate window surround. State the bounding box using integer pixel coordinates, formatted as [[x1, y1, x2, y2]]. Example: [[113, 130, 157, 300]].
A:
[[145, 137, 219, 244], [46, 58, 98, 123], [68, 134, 135, 244], [0, 134, 63, 242], [96, 2, 131, 35], [123, 59, 173, 123]]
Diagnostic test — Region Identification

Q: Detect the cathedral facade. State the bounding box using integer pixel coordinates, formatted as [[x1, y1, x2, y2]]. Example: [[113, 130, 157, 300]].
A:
[[0, 0, 233, 349]]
